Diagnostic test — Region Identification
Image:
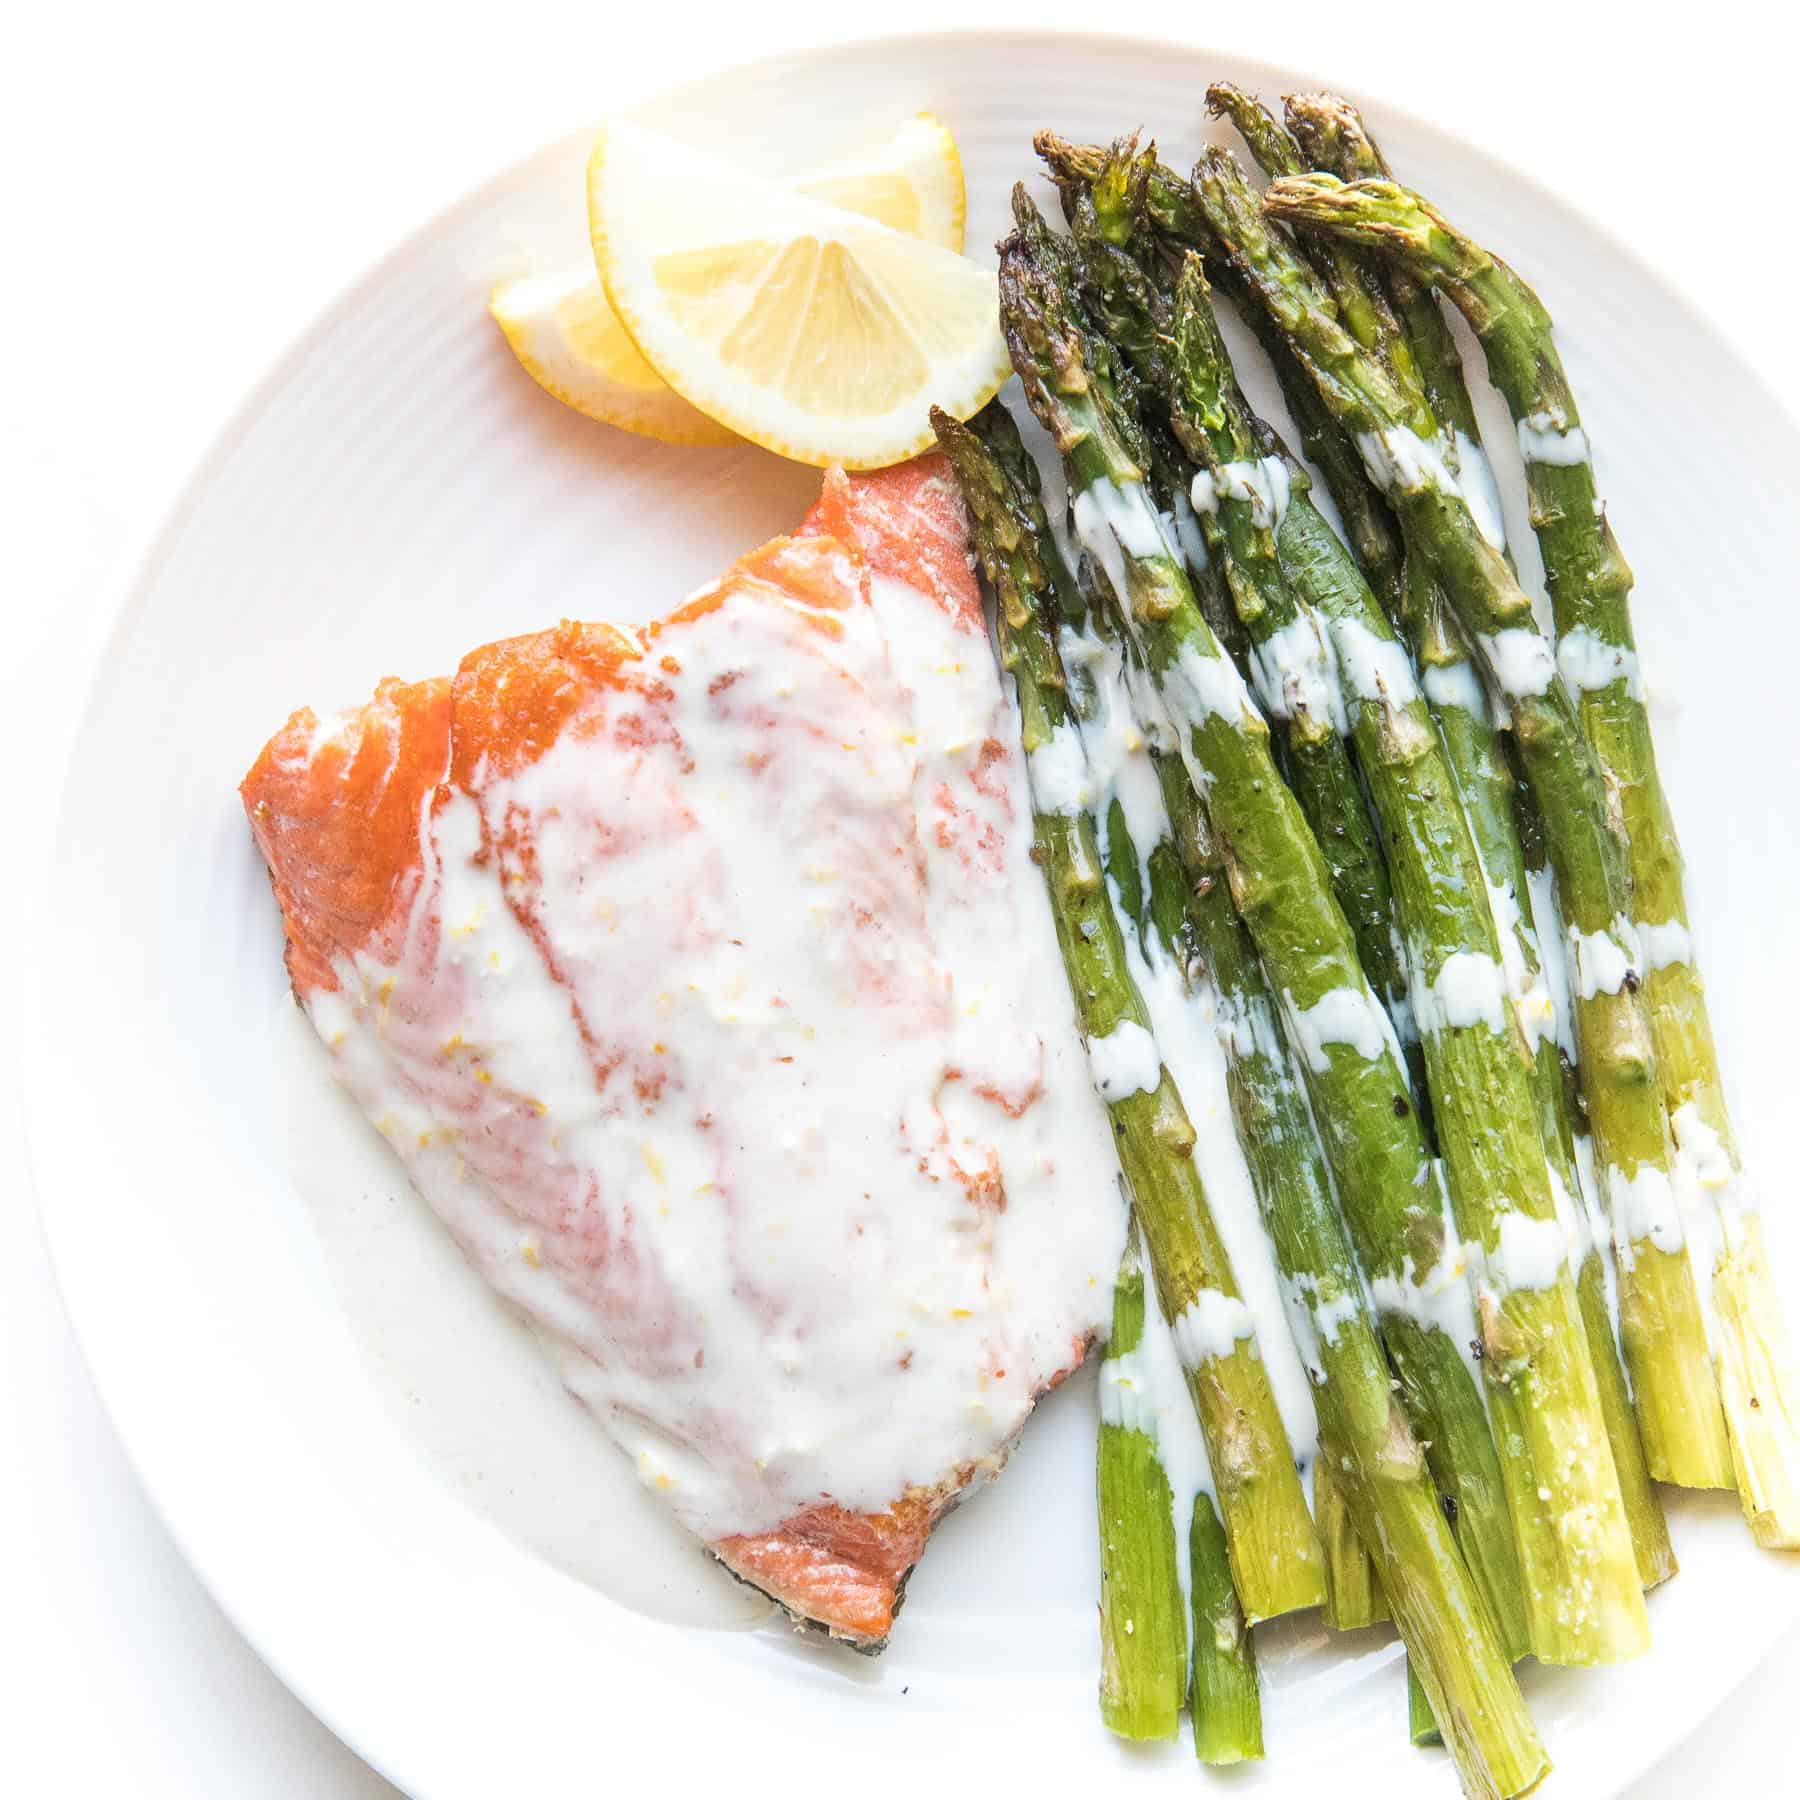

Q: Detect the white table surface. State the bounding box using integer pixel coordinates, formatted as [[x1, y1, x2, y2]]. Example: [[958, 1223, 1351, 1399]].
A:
[[4, 2, 1794, 1792]]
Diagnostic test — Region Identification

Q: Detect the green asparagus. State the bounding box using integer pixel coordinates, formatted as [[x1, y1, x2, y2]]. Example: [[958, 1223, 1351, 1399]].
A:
[[1188, 1489, 1264, 1763], [946, 395, 1547, 1797], [1061, 159, 1427, 1126], [1043, 160, 1657, 1662], [1262, 156, 1800, 1546], [931, 402, 1322, 1624], [1312, 1454, 1388, 1631], [1274, 91, 1676, 1585], [998, 193, 1543, 1656], [1037, 126, 1414, 652], [1159, 743, 1412, 1655], [1205, 84, 1420, 402], [1512, 759, 1678, 1586], [990, 392, 1385, 1719], [1276, 485, 1651, 1659], [1095, 1223, 1188, 1739], [1189, 142, 1731, 1491]]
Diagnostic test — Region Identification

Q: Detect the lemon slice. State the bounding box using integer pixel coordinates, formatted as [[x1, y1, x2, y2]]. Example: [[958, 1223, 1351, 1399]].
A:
[[590, 120, 1010, 469], [491, 114, 967, 450], [790, 113, 965, 249], [491, 266, 742, 447]]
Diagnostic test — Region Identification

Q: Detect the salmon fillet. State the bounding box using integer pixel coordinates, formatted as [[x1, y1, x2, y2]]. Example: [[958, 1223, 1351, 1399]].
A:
[[244, 457, 1121, 1649]]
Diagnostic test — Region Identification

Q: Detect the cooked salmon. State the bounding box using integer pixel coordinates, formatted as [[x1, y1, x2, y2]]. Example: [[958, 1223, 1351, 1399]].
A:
[[243, 456, 1123, 1649]]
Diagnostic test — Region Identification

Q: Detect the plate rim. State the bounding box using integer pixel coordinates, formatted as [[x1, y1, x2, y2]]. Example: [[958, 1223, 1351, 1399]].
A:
[[22, 24, 1800, 1797]]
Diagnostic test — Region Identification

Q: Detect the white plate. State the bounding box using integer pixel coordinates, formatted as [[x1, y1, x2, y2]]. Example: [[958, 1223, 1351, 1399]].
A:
[[25, 27, 1800, 1798]]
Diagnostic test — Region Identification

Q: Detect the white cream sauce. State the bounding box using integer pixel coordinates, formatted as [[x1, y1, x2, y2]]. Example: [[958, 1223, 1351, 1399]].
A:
[[1087, 1021, 1162, 1102], [1450, 431, 1509, 554], [1247, 611, 1350, 732], [1610, 1163, 1685, 1263], [1517, 411, 1592, 467], [1546, 1163, 1589, 1279], [1477, 627, 1558, 702], [1170, 1289, 1258, 1365], [1639, 916, 1694, 972], [1557, 625, 1643, 700], [1527, 866, 1581, 1063], [1412, 949, 1509, 1036], [1491, 1210, 1570, 1294], [1667, 1102, 1736, 1343], [1486, 879, 1528, 986], [1330, 617, 1420, 710], [1421, 657, 1490, 721], [1670, 1094, 1749, 1325], [1169, 489, 1211, 575], [1026, 719, 1094, 817], [1191, 456, 1292, 531], [1571, 1130, 1626, 1344], [1165, 639, 1258, 734], [1309, 1287, 1365, 1350], [300, 558, 1125, 1544], [1280, 983, 1402, 1075], [1355, 426, 1460, 500], [1056, 620, 1172, 887], [1671, 1100, 1736, 1198], [1071, 476, 1171, 604], [1481, 869, 1555, 1053], [1568, 914, 1644, 1001]]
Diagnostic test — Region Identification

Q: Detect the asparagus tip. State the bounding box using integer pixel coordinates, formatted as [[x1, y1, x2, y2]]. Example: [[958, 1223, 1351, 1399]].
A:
[[1202, 80, 1250, 120]]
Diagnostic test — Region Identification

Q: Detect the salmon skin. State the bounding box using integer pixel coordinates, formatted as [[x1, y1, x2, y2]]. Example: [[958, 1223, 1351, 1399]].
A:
[[243, 456, 1122, 1650]]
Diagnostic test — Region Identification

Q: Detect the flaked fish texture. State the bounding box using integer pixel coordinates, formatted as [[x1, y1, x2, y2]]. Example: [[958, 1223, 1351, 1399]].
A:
[[243, 455, 1123, 1649]]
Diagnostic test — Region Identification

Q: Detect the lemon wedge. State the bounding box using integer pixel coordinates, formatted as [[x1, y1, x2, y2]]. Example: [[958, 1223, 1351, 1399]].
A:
[[491, 267, 741, 447], [589, 120, 1010, 469], [789, 112, 966, 249], [491, 114, 967, 450]]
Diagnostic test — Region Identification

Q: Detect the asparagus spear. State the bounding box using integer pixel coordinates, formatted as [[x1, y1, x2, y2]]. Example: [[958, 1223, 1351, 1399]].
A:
[[1313, 1455, 1387, 1630], [1059, 159, 1427, 1128], [937, 400, 1547, 1799], [1038, 128, 1414, 664], [1277, 482, 1658, 1659], [1247, 101, 1670, 1653], [1513, 761, 1677, 1585], [1282, 92, 1507, 540], [1096, 1223, 1188, 1739], [1205, 84, 1420, 402], [1266, 385, 1648, 1664], [1220, 94, 1671, 1638], [1154, 673, 1543, 1798], [1042, 127, 1679, 1579], [1043, 159, 1656, 1659], [1014, 412, 1389, 1718], [1410, 1662, 1445, 1747], [1068, 480, 1388, 1640], [944, 405, 1275, 1748], [998, 193, 1538, 1659], [1263, 158, 1800, 1546], [930, 402, 1322, 1624], [1190, 143, 1732, 1491], [1275, 92, 1675, 1586], [1188, 1489, 1263, 1763], [1023, 174, 1223, 619], [1146, 696, 1392, 1644]]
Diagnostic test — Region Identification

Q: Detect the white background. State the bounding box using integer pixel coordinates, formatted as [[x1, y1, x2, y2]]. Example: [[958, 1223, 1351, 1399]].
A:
[[3, 2, 1795, 1792]]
